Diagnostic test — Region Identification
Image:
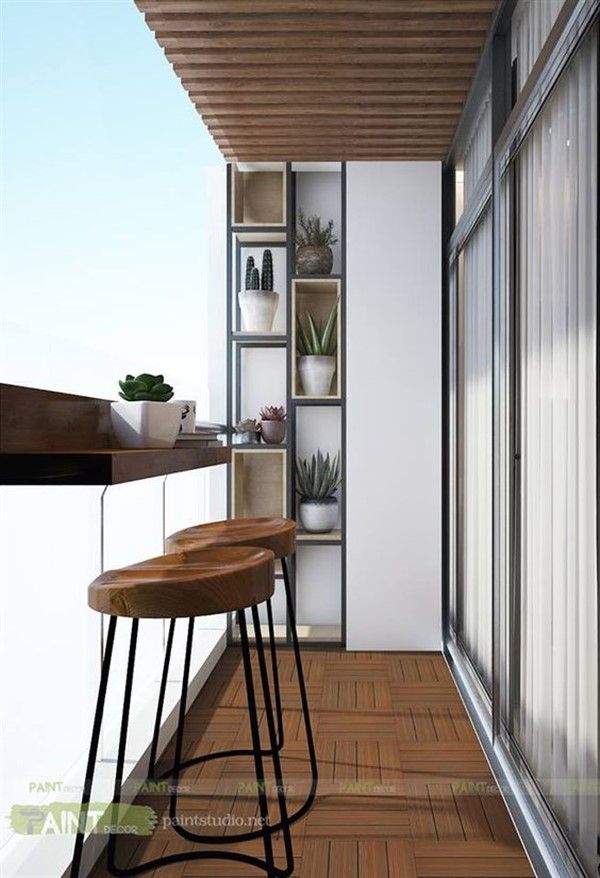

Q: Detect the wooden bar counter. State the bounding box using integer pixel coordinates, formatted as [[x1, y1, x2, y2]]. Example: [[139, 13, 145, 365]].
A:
[[0, 384, 230, 485]]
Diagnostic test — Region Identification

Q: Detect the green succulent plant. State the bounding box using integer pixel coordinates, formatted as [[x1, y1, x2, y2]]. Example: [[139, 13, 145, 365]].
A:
[[118, 373, 174, 402], [235, 418, 259, 434], [261, 250, 274, 291], [245, 256, 255, 288], [244, 251, 274, 292], [296, 301, 338, 356], [259, 405, 286, 421], [248, 267, 260, 290], [296, 450, 341, 502], [296, 210, 338, 248]]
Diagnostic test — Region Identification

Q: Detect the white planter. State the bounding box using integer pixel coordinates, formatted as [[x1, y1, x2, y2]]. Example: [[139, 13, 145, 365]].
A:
[[298, 355, 336, 396], [110, 401, 185, 449], [238, 289, 279, 333], [299, 499, 339, 534]]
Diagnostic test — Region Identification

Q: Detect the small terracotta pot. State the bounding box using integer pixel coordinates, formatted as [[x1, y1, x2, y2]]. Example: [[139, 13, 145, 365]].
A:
[[260, 419, 286, 444], [296, 245, 333, 275]]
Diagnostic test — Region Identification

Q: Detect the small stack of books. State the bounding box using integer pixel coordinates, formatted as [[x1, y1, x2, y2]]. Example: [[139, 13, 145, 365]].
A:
[[174, 421, 226, 448]]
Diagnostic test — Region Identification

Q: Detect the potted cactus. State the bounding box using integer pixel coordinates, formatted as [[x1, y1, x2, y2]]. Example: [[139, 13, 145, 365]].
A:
[[233, 417, 260, 445], [258, 405, 287, 444], [238, 249, 279, 332], [296, 450, 341, 533], [110, 373, 186, 449], [296, 300, 338, 396], [296, 210, 338, 275]]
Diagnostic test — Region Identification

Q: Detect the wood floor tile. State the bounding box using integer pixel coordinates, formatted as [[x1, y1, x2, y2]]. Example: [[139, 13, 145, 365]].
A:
[[89, 648, 529, 878]]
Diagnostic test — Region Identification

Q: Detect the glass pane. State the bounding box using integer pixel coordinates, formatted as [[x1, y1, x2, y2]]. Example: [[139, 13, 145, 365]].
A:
[[514, 27, 598, 874], [456, 207, 493, 690]]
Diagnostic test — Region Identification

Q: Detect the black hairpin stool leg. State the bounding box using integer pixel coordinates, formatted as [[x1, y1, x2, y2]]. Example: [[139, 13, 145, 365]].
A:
[[147, 618, 176, 781], [107, 620, 139, 877], [71, 616, 118, 878], [156, 559, 318, 843], [281, 557, 318, 819], [154, 597, 284, 783]]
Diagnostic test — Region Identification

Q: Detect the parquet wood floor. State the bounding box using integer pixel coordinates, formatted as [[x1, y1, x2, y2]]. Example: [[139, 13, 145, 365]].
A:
[[90, 649, 533, 877]]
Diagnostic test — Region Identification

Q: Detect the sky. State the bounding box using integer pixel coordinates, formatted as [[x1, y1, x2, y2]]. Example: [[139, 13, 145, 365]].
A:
[[0, 0, 223, 401]]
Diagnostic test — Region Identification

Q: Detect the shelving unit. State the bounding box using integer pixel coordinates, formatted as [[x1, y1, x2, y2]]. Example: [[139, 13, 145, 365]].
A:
[[231, 163, 286, 227], [226, 161, 346, 647], [292, 278, 342, 400], [231, 448, 287, 519]]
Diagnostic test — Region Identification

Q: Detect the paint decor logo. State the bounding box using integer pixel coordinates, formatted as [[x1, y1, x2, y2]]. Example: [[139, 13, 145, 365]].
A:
[[9, 803, 157, 836]]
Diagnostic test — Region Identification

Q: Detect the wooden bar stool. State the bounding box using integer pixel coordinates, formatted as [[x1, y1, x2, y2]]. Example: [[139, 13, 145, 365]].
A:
[[71, 547, 294, 878], [150, 517, 317, 840]]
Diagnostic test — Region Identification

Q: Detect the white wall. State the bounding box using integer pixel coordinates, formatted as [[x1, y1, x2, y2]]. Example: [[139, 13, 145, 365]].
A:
[[346, 162, 441, 650]]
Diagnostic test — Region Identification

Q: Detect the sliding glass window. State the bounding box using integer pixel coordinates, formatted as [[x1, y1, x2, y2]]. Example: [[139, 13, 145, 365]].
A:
[[455, 208, 493, 692], [447, 7, 598, 874], [503, 24, 598, 874]]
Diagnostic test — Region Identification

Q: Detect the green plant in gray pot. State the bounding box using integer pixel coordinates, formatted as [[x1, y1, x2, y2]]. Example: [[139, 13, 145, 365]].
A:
[[238, 249, 279, 332], [233, 417, 260, 445], [296, 300, 338, 396], [296, 210, 338, 275], [111, 373, 186, 449], [296, 450, 341, 533]]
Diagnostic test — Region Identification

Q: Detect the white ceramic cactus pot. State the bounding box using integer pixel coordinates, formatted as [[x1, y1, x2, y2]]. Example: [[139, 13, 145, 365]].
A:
[[299, 499, 339, 534], [238, 289, 279, 333], [110, 401, 185, 449], [298, 355, 336, 396]]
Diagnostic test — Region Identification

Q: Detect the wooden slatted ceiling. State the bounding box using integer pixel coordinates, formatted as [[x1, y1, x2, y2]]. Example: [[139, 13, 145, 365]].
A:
[[134, 0, 498, 162]]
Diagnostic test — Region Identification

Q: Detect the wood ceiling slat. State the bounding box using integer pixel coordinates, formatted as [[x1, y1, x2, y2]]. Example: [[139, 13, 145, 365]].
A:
[[144, 13, 491, 33], [163, 49, 482, 64], [173, 64, 478, 79], [183, 80, 472, 94], [134, 0, 497, 161], [191, 94, 466, 107], [159, 34, 485, 50], [199, 106, 463, 117], [137, 1, 496, 14]]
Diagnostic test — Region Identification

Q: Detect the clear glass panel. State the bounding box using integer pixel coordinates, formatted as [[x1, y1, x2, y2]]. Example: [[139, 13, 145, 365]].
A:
[[513, 27, 598, 874], [511, 0, 568, 94], [456, 208, 494, 690]]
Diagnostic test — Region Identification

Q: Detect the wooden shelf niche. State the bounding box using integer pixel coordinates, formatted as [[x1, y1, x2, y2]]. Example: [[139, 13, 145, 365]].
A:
[[292, 278, 342, 399], [232, 163, 286, 227], [231, 447, 287, 519]]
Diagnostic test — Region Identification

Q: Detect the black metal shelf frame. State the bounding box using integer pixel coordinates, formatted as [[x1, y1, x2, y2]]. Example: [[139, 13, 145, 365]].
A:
[[226, 161, 347, 648]]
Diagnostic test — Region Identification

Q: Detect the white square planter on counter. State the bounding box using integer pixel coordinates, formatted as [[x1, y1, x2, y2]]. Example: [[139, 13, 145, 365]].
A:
[[110, 401, 185, 449]]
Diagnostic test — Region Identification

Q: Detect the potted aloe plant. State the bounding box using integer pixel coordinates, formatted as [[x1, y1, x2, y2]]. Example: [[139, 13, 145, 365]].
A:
[[258, 405, 287, 444], [296, 210, 338, 275], [296, 450, 341, 533], [238, 250, 279, 332], [110, 373, 185, 449], [296, 300, 338, 396]]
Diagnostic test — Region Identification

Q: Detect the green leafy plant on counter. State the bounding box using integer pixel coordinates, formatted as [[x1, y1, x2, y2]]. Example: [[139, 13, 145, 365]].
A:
[[296, 450, 341, 501], [296, 301, 338, 356], [118, 373, 174, 402]]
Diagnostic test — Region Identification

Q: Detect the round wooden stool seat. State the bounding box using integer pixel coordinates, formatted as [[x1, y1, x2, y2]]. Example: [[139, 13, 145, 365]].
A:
[[166, 516, 296, 560], [88, 547, 274, 619]]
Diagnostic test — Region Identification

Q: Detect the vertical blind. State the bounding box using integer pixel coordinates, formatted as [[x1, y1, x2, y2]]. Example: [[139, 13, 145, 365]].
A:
[[463, 89, 492, 206], [516, 25, 598, 874], [459, 208, 493, 690], [512, 0, 568, 92]]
